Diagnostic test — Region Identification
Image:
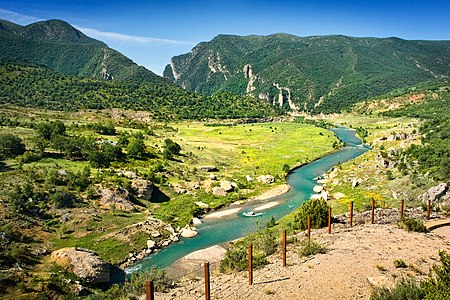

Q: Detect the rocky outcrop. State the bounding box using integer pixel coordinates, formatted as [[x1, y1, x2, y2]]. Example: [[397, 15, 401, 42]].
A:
[[131, 179, 153, 200], [387, 132, 411, 142], [418, 183, 448, 203], [375, 152, 395, 169], [243, 64, 257, 93], [212, 186, 227, 196], [200, 166, 218, 172], [220, 180, 234, 192], [51, 247, 110, 284], [99, 188, 136, 212], [257, 175, 275, 184]]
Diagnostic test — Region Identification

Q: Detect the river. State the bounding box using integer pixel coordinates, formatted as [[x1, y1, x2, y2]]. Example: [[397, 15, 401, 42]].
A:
[[125, 126, 369, 273]]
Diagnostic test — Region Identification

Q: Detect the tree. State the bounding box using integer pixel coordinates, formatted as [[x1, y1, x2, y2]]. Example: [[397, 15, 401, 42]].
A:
[[0, 133, 26, 159], [163, 138, 181, 159], [127, 137, 147, 159]]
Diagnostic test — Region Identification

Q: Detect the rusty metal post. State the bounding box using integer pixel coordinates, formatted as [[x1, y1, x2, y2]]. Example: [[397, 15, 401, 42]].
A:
[[400, 199, 404, 220], [282, 230, 287, 267], [307, 215, 311, 239], [145, 280, 154, 300], [371, 199, 375, 224], [204, 262, 210, 300], [350, 201, 353, 227], [248, 244, 253, 286], [328, 207, 332, 234], [427, 199, 431, 220]]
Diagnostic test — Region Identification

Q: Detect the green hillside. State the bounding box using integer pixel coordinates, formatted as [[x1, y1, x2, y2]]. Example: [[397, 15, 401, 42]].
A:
[[164, 34, 450, 112], [0, 63, 281, 119], [0, 19, 165, 84]]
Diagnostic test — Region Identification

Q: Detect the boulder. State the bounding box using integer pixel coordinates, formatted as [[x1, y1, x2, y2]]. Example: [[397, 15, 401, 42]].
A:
[[257, 175, 275, 184], [51, 247, 110, 284], [212, 187, 227, 196], [195, 201, 209, 209], [131, 179, 153, 200], [180, 227, 198, 238], [245, 175, 253, 182], [418, 183, 448, 203], [220, 180, 234, 192], [313, 185, 323, 193], [352, 178, 363, 188], [192, 217, 202, 225], [209, 174, 217, 180], [200, 166, 218, 172], [146, 240, 156, 249], [99, 188, 136, 212]]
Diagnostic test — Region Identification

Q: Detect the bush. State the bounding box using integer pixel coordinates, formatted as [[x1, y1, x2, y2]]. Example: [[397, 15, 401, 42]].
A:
[[393, 259, 408, 268], [292, 198, 329, 231], [220, 247, 268, 273], [51, 191, 77, 208], [0, 133, 26, 159], [298, 238, 328, 257], [371, 278, 423, 300], [400, 218, 429, 233]]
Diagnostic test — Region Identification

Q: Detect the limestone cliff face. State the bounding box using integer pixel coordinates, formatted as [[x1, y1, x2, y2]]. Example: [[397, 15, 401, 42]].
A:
[[163, 33, 450, 112]]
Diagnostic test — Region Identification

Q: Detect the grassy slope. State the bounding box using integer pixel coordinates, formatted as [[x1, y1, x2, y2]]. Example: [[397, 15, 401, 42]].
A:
[[0, 107, 337, 265]]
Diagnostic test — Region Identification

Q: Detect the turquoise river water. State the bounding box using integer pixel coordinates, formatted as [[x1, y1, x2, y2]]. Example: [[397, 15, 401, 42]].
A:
[[125, 126, 369, 274]]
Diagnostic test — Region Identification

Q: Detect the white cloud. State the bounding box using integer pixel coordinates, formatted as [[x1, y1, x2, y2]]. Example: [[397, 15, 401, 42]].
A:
[[0, 8, 42, 25], [75, 26, 195, 46]]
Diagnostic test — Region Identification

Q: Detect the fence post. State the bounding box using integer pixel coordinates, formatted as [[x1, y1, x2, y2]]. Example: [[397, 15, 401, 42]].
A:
[[204, 262, 210, 300], [349, 201, 353, 227], [371, 198, 375, 224], [282, 230, 287, 267], [427, 199, 431, 220], [248, 244, 253, 286], [328, 207, 332, 234], [145, 280, 154, 300], [307, 215, 311, 239], [400, 199, 404, 220]]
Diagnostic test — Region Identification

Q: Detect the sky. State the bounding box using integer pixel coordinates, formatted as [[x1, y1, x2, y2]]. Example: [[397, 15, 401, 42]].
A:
[[0, 0, 449, 75]]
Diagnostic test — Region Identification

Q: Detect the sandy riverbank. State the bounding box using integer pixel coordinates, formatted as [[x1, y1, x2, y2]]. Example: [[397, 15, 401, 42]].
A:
[[203, 184, 290, 219]]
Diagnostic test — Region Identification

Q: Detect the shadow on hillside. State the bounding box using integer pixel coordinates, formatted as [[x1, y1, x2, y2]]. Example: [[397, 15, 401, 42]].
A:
[[0, 161, 10, 172], [150, 187, 170, 203]]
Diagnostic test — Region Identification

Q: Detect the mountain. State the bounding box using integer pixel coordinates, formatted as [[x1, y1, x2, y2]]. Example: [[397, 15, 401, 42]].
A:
[[164, 34, 450, 112], [0, 19, 164, 83]]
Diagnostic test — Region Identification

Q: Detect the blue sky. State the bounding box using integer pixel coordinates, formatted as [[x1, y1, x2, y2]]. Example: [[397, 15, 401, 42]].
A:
[[1, 0, 449, 75]]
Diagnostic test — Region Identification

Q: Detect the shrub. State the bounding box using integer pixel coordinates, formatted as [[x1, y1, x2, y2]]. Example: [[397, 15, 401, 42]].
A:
[[371, 278, 423, 300], [400, 218, 429, 233], [220, 247, 268, 273], [298, 238, 328, 257], [51, 191, 77, 208], [393, 259, 408, 268], [292, 198, 329, 231]]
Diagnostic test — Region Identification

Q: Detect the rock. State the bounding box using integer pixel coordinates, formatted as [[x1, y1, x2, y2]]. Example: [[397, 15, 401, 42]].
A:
[[220, 180, 234, 192], [166, 224, 176, 236], [200, 166, 218, 172], [418, 183, 448, 203], [352, 178, 363, 188], [387, 132, 410, 142], [209, 174, 217, 180], [313, 185, 323, 193], [367, 276, 394, 289], [375, 152, 395, 169], [192, 217, 202, 225], [60, 213, 70, 223], [146, 240, 156, 249], [180, 228, 198, 238], [257, 175, 275, 184], [195, 201, 209, 209], [131, 179, 153, 200], [245, 175, 253, 182], [212, 186, 227, 196], [99, 188, 136, 212], [51, 247, 110, 284]]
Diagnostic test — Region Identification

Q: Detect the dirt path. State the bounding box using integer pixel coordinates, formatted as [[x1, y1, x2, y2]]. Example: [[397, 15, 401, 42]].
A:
[[152, 223, 450, 300]]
